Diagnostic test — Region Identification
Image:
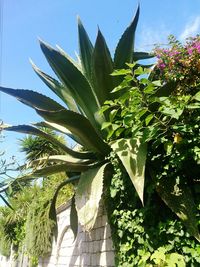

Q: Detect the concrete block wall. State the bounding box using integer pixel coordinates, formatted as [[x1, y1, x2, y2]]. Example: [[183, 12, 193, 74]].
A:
[[38, 201, 115, 267]]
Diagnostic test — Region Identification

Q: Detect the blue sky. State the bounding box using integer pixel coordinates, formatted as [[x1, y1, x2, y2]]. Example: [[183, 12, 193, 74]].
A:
[[1, 0, 200, 162]]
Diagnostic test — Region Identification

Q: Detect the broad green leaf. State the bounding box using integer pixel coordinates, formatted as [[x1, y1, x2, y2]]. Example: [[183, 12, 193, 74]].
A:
[[0, 86, 64, 111], [91, 29, 114, 105], [111, 69, 132, 76], [114, 5, 140, 68], [39, 41, 100, 124], [101, 122, 112, 130], [157, 177, 200, 241], [167, 253, 186, 267], [78, 17, 94, 82], [3, 125, 94, 159], [134, 66, 146, 75], [152, 80, 162, 86], [133, 51, 154, 61], [31, 61, 79, 113], [36, 109, 111, 156], [145, 114, 154, 126], [111, 138, 147, 204], [150, 247, 166, 264], [70, 195, 78, 240], [193, 91, 200, 101], [75, 163, 109, 231]]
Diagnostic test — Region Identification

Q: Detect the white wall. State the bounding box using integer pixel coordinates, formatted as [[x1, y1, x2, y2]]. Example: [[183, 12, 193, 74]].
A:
[[0, 201, 115, 267], [38, 202, 115, 267]]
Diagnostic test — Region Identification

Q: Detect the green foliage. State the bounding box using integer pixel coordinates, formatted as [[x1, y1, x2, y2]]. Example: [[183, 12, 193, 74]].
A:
[[2, 7, 199, 266], [0, 5, 153, 238], [101, 34, 200, 265], [0, 207, 13, 256], [19, 128, 66, 161], [106, 154, 200, 266], [24, 190, 55, 258], [102, 62, 200, 240], [0, 131, 74, 260], [0, 186, 38, 257]]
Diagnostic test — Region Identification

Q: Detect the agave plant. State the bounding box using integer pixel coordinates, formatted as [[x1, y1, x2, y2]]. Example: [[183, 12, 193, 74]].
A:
[[0, 6, 153, 234]]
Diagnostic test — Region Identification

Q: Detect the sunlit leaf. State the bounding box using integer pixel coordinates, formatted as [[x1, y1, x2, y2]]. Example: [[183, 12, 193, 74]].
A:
[[114, 5, 140, 68], [78, 17, 94, 82], [75, 163, 109, 231], [0, 86, 64, 111], [91, 29, 114, 105], [31, 61, 79, 112], [111, 138, 147, 204], [39, 40, 100, 125]]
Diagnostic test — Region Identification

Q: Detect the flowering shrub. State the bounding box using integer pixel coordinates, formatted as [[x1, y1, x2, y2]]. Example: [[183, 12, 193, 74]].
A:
[[154, 35, 200, 95]]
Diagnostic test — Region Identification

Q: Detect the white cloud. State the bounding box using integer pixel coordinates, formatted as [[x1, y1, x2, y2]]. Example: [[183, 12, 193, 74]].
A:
[[136, 25, 170, 51], [180, 16, 200, 40]]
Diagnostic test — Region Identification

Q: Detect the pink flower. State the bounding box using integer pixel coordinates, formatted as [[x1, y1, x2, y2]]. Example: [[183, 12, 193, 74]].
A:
[[187, 47, 193, 55], [158, 60, 166, 70]]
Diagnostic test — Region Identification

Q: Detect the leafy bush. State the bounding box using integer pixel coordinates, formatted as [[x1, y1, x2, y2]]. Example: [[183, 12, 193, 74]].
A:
[[103, 37, 200, 264]]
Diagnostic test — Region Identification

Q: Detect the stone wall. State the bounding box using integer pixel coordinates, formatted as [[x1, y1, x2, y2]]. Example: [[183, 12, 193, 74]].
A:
[[38, 201, 115, 267]]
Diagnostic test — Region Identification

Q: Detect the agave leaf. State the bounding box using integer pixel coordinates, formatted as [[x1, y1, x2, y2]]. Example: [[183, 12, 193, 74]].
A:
[[0, 87, 64, 111], [34, 121, 84, 146], [3, 125, 94, 159], [133, 51, 154, 61], [91, 29, 114, 106], [78, 17, 94, 82], [157, 177, 200, 241], [111, 138, 147, 204], [70, 195, 78, 240], [20, 162, 91, 179], [114, 5, 140, 69], [31, 61, 79, 113], [75, 163, 109, 231], [56, 45, 82, 72], [49, 175, 80, 235], [27, 155, 94, 167], [39, 41, 100, 123], [36, 109, 111, 156]]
